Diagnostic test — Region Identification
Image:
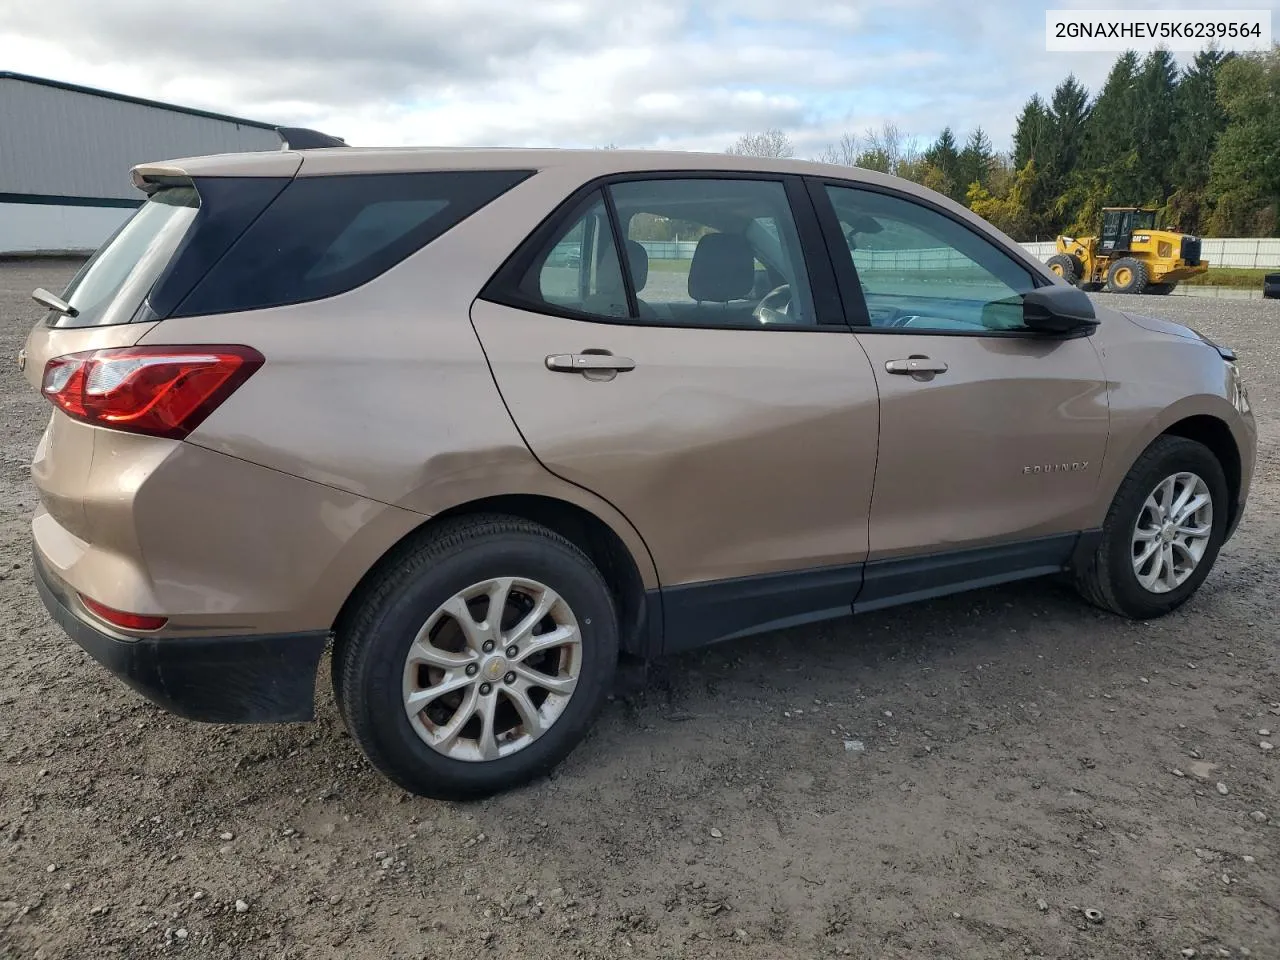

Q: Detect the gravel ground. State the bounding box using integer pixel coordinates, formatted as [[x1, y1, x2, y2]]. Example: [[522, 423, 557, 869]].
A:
[[1, 260, 1277, 960]]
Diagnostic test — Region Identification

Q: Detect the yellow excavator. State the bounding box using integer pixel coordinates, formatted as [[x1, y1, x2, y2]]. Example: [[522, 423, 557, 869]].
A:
[[1048, 207, 1208, 295]]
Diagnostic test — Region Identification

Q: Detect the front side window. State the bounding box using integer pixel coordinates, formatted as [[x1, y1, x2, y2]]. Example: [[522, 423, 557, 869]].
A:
[[825, 185, 1036, 333]]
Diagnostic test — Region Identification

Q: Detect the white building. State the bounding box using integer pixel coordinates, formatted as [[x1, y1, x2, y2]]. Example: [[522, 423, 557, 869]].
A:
[[0, 72, 288, 254]]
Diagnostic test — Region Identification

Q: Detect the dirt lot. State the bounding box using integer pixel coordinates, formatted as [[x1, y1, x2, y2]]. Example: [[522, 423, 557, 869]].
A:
[[1, 260, 1276, 960]]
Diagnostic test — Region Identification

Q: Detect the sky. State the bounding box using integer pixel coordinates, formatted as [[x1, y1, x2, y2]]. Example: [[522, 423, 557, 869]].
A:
[[1, 0, 1276, 157]]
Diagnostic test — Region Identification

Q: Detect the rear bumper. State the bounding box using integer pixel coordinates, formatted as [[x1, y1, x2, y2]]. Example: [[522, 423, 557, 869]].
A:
[[33, 547, 327, 724]]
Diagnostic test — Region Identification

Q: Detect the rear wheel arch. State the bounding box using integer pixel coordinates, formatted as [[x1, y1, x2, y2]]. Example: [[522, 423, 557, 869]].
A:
[[332, 494, 656, 660]]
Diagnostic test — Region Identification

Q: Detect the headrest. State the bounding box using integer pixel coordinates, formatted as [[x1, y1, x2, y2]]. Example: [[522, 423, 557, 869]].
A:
[[625, 239, 649, 292], [688, 233, 755, 302]]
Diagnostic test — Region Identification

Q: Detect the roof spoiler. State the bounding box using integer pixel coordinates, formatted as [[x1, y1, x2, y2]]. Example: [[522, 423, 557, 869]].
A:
[[276, 126, 347, 150]]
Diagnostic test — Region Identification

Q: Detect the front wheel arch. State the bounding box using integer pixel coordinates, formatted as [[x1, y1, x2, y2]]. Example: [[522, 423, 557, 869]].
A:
[[1160, 415, 1242, 536]]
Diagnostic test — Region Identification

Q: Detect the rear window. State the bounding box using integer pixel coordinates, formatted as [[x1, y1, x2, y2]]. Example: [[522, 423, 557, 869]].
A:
[[49, 186, 199, 328], [174, 170, 531, 317]]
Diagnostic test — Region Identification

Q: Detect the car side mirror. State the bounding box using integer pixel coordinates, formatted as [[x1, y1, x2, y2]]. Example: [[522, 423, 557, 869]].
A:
[[1021, 284, 1099, 335]]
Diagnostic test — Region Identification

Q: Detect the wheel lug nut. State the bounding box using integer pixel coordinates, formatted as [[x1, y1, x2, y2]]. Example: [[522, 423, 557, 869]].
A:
[[482, 640, 495, 653], [504, 672, 516, 685], [465, 664, 478, 677], [479, 682, 492, 696], [506, 646, 518, 658]]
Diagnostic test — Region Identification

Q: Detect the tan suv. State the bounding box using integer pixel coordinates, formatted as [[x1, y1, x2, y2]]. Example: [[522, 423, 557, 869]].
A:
[[22, 146, 1256, 799]]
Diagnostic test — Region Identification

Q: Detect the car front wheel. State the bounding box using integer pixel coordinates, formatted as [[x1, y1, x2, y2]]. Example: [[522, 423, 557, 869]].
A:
[[1075, 435, 1229, 619], [335, 515, 619, 799]]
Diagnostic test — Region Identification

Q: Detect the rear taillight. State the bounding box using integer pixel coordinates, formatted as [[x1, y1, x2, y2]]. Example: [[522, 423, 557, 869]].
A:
[[41, 345, 264, 440], [78, 594, 168, 631]]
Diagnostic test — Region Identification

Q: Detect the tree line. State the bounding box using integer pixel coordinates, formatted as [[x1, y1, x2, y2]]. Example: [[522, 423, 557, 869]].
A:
[[721, 44, 1279, 242]]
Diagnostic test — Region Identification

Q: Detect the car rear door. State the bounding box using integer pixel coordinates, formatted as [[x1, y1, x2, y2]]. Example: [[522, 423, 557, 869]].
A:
[[807, 179, 1109, 608], [471, 173, 880, 650]]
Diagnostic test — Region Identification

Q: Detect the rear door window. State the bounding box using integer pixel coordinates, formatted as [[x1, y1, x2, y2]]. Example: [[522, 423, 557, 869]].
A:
[[48, 186, 199, 328], [174, 170, 531, 317]]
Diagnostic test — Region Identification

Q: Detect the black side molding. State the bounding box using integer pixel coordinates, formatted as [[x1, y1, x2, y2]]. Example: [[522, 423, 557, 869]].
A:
[[658, 562, 863, 655], [855, 532, 1087, 613], [650, 530, 1104, 655], [276, 126, 347, 150]]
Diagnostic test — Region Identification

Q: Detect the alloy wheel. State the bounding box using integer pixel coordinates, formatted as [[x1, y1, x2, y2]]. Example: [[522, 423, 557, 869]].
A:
[[402, 577, 582, 761], [1131, 471, 1213, 594]]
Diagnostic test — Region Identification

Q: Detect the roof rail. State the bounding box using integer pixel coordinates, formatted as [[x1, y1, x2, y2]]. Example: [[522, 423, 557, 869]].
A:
[[276, 127, 348, 150]]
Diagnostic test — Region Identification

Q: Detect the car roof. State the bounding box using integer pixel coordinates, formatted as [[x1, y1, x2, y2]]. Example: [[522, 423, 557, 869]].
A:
[[134, 145, 891, 184]]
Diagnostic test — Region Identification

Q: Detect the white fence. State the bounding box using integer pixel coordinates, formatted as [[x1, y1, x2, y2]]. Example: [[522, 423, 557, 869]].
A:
[[637, 240, 700, 260], [1022, 238, 1280, 269]]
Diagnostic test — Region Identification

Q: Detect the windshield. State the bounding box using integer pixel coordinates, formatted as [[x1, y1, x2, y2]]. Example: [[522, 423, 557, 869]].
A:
[[50, 186, 199, 328], [1133, 210, 1157, 230]]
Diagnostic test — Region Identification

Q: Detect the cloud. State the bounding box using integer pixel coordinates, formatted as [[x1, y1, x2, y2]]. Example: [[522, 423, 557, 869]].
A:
[[2, 0, 1276, 156]]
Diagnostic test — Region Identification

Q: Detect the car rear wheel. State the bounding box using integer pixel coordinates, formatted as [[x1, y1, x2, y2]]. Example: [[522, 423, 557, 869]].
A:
[[335, 515, 618, 799], [1074, 436, 1229, 619]]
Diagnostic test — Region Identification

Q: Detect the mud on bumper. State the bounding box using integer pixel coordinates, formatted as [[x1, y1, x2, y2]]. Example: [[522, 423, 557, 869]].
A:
[[33, 548, 328, 724]]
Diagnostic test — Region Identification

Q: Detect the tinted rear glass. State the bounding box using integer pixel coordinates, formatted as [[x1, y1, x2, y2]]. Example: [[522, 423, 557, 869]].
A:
[[175, 170, 531, 317], [49, 186, 198, 328]]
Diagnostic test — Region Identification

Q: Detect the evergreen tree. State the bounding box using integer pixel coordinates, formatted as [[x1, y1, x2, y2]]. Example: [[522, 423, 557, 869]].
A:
[[1132, 48, 1180, 201], [924, 127, 962, 200], [1012, 95, 1052, 170], [1045, 75, 1091, 233], [1167, 48, 1232, 232], [957, 127, 994, 196], [1073, 51, 1141, 231], [1011, 95, 1055, 236]]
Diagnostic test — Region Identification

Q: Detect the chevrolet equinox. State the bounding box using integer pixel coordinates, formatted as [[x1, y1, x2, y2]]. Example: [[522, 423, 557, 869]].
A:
[[23, 146, 1256, 799]]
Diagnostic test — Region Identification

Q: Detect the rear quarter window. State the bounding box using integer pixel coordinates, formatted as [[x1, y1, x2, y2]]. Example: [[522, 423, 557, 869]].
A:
[[174, 170, 531, 317]]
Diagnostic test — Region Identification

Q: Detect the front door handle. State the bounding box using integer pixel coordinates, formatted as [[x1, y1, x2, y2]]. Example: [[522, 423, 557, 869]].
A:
[[885, 356, 948, 376], [545, 353, 636, 373]]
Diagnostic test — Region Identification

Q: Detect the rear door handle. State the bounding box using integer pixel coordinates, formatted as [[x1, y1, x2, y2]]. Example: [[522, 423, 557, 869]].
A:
[[885, 357, 948, 375], [545, 353, 636, 373]]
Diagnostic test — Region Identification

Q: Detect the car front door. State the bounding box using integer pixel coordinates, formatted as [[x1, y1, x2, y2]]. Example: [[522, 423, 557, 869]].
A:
[[810, 180, 1110, 608], [471, 175, 879, 650]]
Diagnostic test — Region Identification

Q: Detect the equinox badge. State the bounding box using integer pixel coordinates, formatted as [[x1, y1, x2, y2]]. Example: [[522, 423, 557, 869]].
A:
[[1023, 461, 1090, 474]]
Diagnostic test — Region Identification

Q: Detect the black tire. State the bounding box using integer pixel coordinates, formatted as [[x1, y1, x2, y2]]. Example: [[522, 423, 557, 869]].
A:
[[335, 515, 619, 800], [1106, 257, 1149, 294], [1074, 436, 1229, 620], [1047, 253, 1082, 284], [1146, 282, 1176, 295]]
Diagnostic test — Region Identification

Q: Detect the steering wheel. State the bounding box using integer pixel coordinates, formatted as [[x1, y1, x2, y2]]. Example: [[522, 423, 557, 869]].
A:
[[752, 284, 792, 325]]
